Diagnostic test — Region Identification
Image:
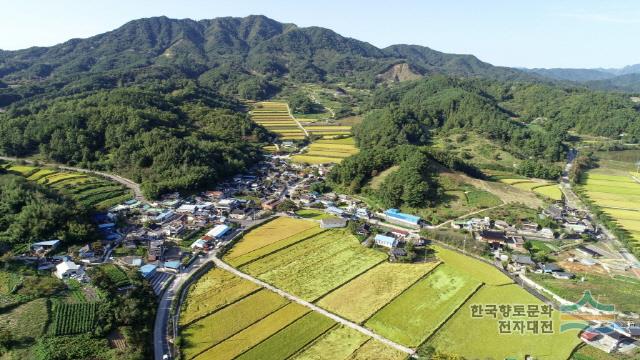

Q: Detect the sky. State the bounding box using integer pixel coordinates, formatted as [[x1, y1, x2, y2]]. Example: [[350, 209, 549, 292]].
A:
[[1, 0, 639, 69]]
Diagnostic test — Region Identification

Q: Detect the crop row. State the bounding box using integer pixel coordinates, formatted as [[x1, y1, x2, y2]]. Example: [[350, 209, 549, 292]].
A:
[[51, 302, 97, 335]]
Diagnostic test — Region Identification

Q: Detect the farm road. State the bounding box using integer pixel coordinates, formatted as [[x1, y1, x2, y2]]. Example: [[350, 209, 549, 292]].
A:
[[212, 256, 416, 356]]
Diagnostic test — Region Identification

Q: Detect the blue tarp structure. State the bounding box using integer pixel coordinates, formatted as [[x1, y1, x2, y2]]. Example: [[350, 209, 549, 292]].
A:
[[139, 264, 157, 278], [384, 208, 421, 225], [374, 234, 398, 248], [164, 261, 181, 270]]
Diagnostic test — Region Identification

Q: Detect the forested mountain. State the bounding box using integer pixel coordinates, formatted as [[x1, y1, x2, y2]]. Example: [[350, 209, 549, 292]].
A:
[[0, 15, 639, 199], [525, 68, 615, 82], [0, 15, 538, 106]]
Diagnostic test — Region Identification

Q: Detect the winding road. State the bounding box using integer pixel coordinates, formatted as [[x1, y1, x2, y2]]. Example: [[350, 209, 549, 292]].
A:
[[0, 156, 145, 201]]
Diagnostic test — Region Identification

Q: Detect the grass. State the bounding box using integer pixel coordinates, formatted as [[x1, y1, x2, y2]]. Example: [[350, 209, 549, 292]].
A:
[[193, 303, 310, 360], [235, 311, 335, 360], [295, 208, 335, 220], [368, 166, 399, 190], [365, 264, 482, 347], [0, 271, 23, 295], [465, 190, 502, 208], [427, 284, 581, 360], [346, 338, 407, 360], [224, 217, 318, 259], [433, 245, 513, 285], [317, 261, 440, 323], [241, 229, 386, 301], [0, 298, 49, 339], [527, 272, 640, 313], [534, 184, 564, 200], [181, 289, 288, 359], [291, 325, 370, 360], [180, 268, 259, 326]]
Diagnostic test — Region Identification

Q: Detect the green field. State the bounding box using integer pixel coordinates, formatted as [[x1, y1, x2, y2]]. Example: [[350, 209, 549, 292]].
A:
[[433, 246, 513, 285], [234, 311, 335, 360], [427, 284, 581, 359], [50, 302, 97, 335], [241, 229, 386, 301], [291, 325, 370, 360], [317, 261, 440, 323], [528, 272, 640, 314], [533, 184, 563, 200], [365, 264, 482, 347], [181, 289, 288, 359], [180, 268, 259, 326]]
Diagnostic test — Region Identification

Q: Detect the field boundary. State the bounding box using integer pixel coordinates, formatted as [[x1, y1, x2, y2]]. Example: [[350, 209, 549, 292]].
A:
[[230, 229, 329, 267], [178, 287, 263, 329], [356, 261, 443, 326], [184, 295, 290, 360], [212, 257, 415, 355], [417, 282, 485, 349]]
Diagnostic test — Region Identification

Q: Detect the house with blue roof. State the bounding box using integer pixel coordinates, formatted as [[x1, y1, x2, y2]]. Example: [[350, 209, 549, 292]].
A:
[[374, 234, 398, 248], [383, 209, 422, 229]]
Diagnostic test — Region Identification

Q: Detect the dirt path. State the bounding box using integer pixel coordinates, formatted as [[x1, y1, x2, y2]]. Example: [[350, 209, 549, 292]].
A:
[[212, 256, 416, 356], [285, 103, 309, 137], [1, 156, 146, 202]]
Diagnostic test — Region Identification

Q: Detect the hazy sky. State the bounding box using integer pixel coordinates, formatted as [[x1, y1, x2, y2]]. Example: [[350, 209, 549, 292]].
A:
[[1, 0, 639, 68]]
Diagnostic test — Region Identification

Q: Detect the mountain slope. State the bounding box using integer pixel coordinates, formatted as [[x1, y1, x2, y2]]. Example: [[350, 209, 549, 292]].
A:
[[0, 15, 536, 103]]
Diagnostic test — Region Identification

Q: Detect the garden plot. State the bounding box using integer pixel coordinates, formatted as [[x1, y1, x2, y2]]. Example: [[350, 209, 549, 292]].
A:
[[240, 229, 387, 301], [317, 261, 440, 323]]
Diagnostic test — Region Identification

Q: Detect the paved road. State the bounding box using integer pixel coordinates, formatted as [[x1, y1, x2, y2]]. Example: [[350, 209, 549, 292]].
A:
[[212, 256, 416, 356], [0, 156, 145, 201], [560, 150, 640, 268], [153, 252, 216, 360]]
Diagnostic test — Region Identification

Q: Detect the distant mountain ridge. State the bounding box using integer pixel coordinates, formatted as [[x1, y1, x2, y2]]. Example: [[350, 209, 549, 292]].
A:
[[0, 15, 537, 92], [525, 63, 640, 92]]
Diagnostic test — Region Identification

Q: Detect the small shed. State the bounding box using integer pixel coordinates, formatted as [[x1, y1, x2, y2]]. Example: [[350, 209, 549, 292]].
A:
[[374, 234, 398, 248], [139, 264, 157, 279], [320, 218, 347, 229], [55, 261, 81, 279]]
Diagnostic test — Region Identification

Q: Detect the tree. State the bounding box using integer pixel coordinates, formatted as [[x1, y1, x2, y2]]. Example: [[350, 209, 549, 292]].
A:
[[276, 199, 298, 212]]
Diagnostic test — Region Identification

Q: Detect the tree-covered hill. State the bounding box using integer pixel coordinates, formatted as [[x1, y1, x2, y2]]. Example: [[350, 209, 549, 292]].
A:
[[0, 15, 538, 105], [0, 81, 269, 198]]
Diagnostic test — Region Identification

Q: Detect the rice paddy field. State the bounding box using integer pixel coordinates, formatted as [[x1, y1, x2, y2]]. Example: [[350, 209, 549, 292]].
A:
[[581, 171, 640, 254], [250, 101, 306, 140], [291, 137, 359, 164], [181, 217, 581, 359], [5, 164, 133, 209], [498, 178, 563, 201]]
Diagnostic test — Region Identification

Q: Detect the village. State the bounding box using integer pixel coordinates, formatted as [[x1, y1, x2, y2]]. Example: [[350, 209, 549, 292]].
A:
[[17, 151, 640, 357]]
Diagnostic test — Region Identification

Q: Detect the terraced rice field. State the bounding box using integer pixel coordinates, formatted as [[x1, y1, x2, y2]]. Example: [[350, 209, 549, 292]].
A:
[[240, 229, 387, 301], [498, 178, 562, 201], [179, 268, 259, 326], [7, 165, 133, 209], [251, 101, 306, 140], [292, 137, 359, 164], [317, 261, 440, 323], [365, 264, 482, 347], [427, 284, 581, 359], [582, 172, 640, 254], [182, 218, 581, 359], [181, 267, 404, 360]]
